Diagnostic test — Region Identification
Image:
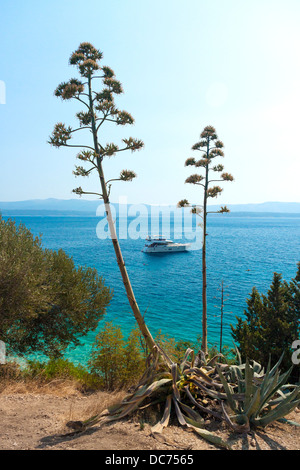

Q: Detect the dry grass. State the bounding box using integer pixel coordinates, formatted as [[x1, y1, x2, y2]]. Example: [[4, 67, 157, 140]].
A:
[[0, 378, 85, 396], [65, 390, 127, 422]]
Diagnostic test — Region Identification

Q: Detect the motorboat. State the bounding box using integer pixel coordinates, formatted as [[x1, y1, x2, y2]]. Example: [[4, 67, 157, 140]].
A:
[[142, 236, 190, 254]]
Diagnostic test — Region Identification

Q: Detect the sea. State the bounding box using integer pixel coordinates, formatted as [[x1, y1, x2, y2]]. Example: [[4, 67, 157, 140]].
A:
[[2, 211, 300, 365]]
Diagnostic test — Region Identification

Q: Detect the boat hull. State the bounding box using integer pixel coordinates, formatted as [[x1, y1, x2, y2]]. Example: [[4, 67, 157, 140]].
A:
[[142, 244, 190, 254]]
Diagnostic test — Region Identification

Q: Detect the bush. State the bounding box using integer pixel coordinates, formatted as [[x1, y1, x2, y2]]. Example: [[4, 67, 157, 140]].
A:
[[24, 359, 102, 390], [89, 322, 146, 390], [0, 215, 112, 358], [231, 264, 300, 373]]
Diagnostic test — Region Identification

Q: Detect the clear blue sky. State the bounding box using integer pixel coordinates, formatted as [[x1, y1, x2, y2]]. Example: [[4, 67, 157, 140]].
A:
[[1, 0, 300, 205]]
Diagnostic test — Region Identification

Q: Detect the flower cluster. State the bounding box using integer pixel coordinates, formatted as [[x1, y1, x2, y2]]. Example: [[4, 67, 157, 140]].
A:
[[116, 111, 134, 126], [103, 77, 123, 95], [48, 123, 72, 147], [54, 79, 84, 100], [209, 148, 224, 158], [195, 158, 209, 168], [100, 143, 119, 158], [69, 43, 103, 78], [191, 141, 207, 151], [212, 164, 224, 172], [73, 166, 90, 177], [76, 111, 95, 126], [185, 157, 196, 166], [72, 186, 84, 196], [76, 150, 96, 162], [207, 186, 223, 198], [200, 125, 218, 140], [185, 174, 204, 185], [119, 170, 137, 181], [219, 206, 230, 213], [177, 199, 190, 208], [122, 137, 144, 152], [221, 172, 234, 181]]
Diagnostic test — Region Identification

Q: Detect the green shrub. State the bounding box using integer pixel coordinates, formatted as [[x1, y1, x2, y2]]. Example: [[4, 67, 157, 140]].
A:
[[0, 215, 112, 358], [231, 265, 300, 374], [89, 322, 135, 390], [23, 358, 102, 390]]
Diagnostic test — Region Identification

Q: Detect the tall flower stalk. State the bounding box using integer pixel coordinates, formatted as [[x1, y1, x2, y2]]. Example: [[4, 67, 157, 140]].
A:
[[49, 43, 155, 351], [178, 126, 233, 354]]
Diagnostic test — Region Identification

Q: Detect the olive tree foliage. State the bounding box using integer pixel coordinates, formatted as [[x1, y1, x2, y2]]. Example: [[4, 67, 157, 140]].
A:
[[0, 216, 112, 357], [49, 43, 155, 350], [178, 126, 234, 354]]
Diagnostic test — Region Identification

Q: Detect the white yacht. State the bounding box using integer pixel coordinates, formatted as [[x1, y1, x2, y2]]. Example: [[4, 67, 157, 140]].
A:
[[142, 236, 190, 254]]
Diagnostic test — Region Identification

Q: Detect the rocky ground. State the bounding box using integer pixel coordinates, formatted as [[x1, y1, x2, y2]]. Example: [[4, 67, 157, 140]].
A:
[[0, 390, 299, 451]]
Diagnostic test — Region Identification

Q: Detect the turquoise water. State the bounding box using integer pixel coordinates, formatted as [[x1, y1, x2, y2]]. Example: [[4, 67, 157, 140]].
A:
[[3, 213, 300, 364]]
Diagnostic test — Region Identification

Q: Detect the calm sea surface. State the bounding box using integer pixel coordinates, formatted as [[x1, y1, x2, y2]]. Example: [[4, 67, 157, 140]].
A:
[[3, 212, 300, 364]]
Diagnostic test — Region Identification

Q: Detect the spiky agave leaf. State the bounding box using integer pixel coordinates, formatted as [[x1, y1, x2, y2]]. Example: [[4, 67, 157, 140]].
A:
[[172, 398, 231, 450], [151, 395, 172, 434]]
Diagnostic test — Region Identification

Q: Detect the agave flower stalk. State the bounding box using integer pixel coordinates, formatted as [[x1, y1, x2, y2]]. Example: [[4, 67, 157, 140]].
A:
[[49, 43, 155, 351], [178, 126, 234, 354]]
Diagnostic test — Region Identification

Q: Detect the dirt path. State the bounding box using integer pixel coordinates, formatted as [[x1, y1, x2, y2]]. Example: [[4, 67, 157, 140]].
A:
[[0, 392, 300, 450]]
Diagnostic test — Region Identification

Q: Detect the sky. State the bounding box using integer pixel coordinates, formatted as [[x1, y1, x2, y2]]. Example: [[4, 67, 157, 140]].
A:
[[1, 0, 300, 206]]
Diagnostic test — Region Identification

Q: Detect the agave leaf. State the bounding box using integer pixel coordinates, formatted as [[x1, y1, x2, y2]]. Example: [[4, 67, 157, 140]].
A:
[[221, 401, 250, 433], [216, 365, 239, 413], [233, 343, 242, 365], [173, 395, 187, 426], [116, 396, 147, 419], [184, 385, 223, 420], [253, 398, 300, 428], [277, 417, 300, 427], [151, 395, 172, 433], [190, 426, 232, 450], [207, 354, 224, 367], [155, 343, 174, 367], [180, 348, 195, 371], [269, 386, 299, 406], [251, 359, 263, 375], [229, 365, 244, 383], [121, 384, 151, 404], [274, 386, 300, 407], [143, 377, 172, 395], [172, 397, 231, 450], [190, 377, 244, 402], [244, 386, 261, 419], [177, 400, 204, 425], [195, 350, 208, 367], [260, 367, 293, 410], [269, 352, 285, 378], [244, 359, 255, 411], [185, 367, 215, 384], [171, 363, 181, 400], [111, 379, 173, 421]]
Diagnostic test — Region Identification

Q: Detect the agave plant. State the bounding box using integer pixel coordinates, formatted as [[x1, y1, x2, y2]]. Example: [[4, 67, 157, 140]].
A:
[[65, 345, 300, 450], [66, 345, 232, 449]]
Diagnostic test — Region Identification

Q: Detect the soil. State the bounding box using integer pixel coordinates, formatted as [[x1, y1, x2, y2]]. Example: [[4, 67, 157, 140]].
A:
[[0, 390, 300, 451]]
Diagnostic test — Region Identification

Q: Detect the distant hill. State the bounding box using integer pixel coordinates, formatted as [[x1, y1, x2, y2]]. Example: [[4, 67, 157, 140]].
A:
[[209, 202, 300, 213], [1, 199, 300, 214]]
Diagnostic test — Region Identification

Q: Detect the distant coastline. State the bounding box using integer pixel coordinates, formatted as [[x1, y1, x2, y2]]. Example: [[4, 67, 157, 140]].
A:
[[1, 210, 300, 218], [1, 198, 300, 215]]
